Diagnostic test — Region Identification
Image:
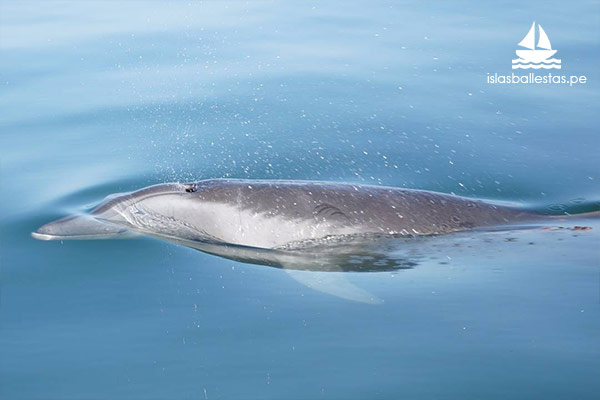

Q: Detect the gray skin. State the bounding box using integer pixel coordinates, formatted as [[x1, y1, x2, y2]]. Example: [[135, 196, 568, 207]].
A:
[[33, 179, 538, 251]]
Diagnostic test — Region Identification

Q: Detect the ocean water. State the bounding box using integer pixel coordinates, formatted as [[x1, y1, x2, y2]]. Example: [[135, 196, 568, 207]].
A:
[[1, 1, 599, 399]]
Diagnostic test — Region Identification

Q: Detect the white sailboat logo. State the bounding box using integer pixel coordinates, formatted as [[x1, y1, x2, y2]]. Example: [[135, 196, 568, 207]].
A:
[[512, 22, 561, 69]]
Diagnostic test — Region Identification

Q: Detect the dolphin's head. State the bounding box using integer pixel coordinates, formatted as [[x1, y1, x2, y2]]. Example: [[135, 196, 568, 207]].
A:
[[32, 182, 206, 241], [90, 182, 193, 216]]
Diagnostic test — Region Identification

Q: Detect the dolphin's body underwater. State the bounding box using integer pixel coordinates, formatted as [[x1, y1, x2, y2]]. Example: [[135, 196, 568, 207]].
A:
[[33, 179, 538, 248]]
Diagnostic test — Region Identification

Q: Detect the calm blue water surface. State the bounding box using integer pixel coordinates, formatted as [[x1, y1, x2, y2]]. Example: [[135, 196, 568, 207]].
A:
[[1, 1, 599, 399]]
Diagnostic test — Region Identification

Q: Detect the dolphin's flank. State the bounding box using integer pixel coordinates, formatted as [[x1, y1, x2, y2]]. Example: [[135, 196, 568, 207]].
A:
[[33, 179, 550, 249]]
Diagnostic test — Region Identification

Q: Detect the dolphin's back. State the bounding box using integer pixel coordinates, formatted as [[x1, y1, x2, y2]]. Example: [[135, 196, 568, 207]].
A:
[[189, 180, 531, 247], [32, 179, 537, 250]]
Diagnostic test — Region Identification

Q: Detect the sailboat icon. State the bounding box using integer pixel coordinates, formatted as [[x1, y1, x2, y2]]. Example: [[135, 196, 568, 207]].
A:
[[512, 22, 561, 69]]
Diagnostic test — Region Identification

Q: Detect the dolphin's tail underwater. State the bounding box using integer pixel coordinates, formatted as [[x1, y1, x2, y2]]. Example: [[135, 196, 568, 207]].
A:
[[31, 214, 133, 240]]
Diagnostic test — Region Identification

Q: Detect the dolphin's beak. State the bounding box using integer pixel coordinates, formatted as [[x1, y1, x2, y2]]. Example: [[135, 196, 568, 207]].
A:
[[32, 214, 132, 240]]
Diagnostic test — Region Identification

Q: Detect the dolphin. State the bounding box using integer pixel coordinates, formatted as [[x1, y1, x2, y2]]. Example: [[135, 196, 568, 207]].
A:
[[32, 179, 540, 245], [32, 179, 596, 303]]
